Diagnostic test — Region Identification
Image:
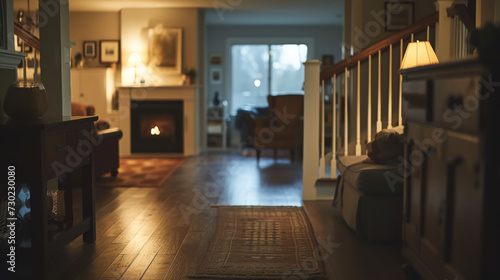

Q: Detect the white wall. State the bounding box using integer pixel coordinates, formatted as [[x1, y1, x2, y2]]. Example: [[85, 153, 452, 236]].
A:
[[69, 12, 120, 68]]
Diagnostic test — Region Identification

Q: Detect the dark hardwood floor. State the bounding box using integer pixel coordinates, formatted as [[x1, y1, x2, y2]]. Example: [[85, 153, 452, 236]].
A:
[[45, 150, 405, 280]]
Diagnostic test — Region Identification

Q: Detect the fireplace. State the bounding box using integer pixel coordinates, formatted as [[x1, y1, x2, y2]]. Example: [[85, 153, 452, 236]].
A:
[[130, 100, 183, 153]]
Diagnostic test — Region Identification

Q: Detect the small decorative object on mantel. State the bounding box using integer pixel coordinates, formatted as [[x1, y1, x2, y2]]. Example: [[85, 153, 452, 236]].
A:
[[183, 68, 197, 85]]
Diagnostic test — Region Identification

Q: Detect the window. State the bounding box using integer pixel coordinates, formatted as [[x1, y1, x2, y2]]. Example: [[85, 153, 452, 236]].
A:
[[230, 44, 308, 114]]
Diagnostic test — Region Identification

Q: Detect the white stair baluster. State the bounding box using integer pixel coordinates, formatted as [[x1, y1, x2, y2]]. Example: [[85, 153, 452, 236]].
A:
[[356, 61, 361, 155], [388, 44, 393, 129], [331, 74, 337, 179], [377, 50, 382, 132], [399, 39, 403, 126], [344, 67, 349, 156], [320, 80, 325, 178], [367, 55, 372, 144]]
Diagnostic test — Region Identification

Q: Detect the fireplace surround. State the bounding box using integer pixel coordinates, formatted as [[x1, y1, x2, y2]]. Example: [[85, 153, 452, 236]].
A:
[[130, 100, 183, 153], [118, 86, 199, 156]]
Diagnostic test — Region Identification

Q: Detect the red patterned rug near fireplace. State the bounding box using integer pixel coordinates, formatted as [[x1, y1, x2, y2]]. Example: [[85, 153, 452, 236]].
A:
[[96, 157, 185, 187]]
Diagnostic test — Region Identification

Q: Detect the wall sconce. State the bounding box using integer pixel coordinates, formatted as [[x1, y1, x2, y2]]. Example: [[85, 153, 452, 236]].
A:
[[127, 52, 142, 84], [400, 41, 439, 69]]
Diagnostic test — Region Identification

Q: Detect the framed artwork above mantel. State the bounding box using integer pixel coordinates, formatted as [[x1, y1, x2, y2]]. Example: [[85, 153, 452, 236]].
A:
[[148, 25, 182, 74]]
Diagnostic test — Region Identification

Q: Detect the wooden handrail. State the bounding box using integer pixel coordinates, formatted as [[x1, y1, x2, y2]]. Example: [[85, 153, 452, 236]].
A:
[[14, 22, 40, 51], [320, 12, 439, 80], [446, 4, 475, 33]]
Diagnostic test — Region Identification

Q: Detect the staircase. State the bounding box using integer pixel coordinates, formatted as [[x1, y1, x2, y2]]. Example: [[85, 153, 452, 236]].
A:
[[302, 1, 479, 200], [303, 11, 447, 200]]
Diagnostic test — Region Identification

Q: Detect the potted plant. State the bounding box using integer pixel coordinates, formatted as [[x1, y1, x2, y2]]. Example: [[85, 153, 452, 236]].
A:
[[183, 68, 197, 85]]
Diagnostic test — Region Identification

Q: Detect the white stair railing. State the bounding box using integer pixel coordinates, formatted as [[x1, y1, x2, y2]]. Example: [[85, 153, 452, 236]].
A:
[[303, 12, 439, 200]]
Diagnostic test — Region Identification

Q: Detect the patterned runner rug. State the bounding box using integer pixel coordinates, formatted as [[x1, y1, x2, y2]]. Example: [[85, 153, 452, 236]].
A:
[[191, 206, 328, 279], [96, 157, 185, 187]]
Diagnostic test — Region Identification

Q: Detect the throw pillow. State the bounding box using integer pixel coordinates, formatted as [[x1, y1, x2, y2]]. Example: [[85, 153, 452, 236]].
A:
[[365, 128, 404, 164]]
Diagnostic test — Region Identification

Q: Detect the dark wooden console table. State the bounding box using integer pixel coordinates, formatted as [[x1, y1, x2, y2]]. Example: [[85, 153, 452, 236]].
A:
[[0, 116, 97, 279], [400, 59, 500, 279]]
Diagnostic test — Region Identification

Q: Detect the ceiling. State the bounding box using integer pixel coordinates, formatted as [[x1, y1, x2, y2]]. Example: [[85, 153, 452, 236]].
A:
[[14, 0, 344, 25]]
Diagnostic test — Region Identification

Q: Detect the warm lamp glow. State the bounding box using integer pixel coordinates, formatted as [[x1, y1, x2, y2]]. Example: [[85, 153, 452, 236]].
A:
[[400, 41, 439, 69], [127, 53, 143, 84], [127, 52, 142, 67]]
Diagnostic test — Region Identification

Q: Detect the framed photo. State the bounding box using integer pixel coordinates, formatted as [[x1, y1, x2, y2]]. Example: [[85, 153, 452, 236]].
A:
[[385, 1, 414, 31], [148, 25, 182, 74], [210, 54, 222, 65], [100, 40, 120, 64], [322, 55, 334, 66], [210, 68, 222, 84], [83, 41, 97, 58]]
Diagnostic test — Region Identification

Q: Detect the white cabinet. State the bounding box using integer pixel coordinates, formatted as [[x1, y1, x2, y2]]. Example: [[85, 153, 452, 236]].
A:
[[70, 68, 116, 125]]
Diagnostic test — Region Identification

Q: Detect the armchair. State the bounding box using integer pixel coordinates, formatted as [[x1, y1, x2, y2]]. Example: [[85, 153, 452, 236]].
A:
[[253, 94, 304, 162], [71, 102, 122, 177]]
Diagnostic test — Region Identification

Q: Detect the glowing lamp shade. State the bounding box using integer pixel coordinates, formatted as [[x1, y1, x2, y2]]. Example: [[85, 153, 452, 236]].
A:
[[127, 52, 142, 67], [400, 41, 439, 69], [127, 53, 142, 84]]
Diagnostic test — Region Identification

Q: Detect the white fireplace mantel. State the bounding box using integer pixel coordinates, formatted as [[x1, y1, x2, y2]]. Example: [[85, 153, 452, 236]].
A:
[[118, 85, 199, 156]]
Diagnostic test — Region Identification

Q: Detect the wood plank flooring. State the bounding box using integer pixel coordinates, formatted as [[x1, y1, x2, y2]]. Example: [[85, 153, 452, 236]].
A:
[[43, 150, 405, 280]]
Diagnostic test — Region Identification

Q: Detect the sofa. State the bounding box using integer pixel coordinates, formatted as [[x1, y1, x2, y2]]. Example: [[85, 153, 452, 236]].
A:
[[71, 102, 122, 177]]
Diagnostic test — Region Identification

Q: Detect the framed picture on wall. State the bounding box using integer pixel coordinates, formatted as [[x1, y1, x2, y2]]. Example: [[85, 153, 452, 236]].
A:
[[210, 68, 222, 84], [385, 1, 414, 31], [210, 54, 222, 65], [83, 41, 97, 58], [322, 55, 334, 66], [100, 40, 120, 63], [148, 25, 182, 74]]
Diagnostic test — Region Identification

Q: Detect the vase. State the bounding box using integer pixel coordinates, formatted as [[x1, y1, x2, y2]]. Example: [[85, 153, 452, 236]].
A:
[[3, 82, 48, 119], [213, 91, 222, 106]]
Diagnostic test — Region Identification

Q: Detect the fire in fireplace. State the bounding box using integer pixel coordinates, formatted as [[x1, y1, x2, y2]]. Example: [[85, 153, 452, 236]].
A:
[[130, 100, 183, 153]]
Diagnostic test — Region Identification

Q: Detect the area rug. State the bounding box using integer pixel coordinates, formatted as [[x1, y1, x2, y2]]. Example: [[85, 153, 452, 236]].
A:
[[191, 206, 328, 279], [96, 157, 185, 187]]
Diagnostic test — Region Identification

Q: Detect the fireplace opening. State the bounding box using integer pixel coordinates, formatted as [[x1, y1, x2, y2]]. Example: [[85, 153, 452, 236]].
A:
[[131, 100, 183, 153]]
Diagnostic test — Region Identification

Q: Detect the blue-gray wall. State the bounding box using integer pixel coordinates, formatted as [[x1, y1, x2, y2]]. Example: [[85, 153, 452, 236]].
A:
[[205, 24, 343, 111]]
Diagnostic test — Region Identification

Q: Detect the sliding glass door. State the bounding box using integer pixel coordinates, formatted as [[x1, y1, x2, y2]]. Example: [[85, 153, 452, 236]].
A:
[[230, 43, 308, 114]]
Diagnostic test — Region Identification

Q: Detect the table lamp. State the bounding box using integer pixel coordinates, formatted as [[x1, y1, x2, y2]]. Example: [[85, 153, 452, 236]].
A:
[[400, 41, 439, 69]]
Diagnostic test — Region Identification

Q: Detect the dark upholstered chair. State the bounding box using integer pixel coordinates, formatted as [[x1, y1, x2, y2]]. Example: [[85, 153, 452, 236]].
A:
[[253, 95, 304, 162], [71, 102, 122, 177]]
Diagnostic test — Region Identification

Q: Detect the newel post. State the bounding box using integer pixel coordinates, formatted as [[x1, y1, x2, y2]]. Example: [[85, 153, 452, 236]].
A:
[[302, 59, 321, 201], [435, 0, 456, 63]]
